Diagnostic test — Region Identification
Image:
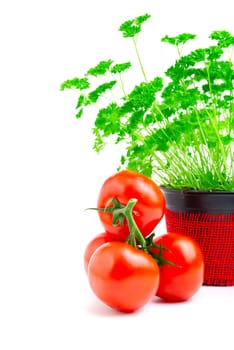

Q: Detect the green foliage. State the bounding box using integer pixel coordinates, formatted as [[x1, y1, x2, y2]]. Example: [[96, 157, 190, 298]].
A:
[[60, 77, 89, 91], [61, 14, 234, 191], [86, 60, 113, 76], [209, 30, 234, 48], [119, 13, 151, 38], [88, 81, 117, 103], [111, 62, 131, 73], [161, 33, 196, 46]]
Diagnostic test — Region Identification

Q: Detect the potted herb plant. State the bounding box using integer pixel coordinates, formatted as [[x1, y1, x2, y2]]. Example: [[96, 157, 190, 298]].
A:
[[60, 14, 234, 286]]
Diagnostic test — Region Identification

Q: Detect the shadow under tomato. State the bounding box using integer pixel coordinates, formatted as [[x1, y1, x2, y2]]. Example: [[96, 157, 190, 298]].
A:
[[151, 296, 193, 305], [84, 298, 148, 317]]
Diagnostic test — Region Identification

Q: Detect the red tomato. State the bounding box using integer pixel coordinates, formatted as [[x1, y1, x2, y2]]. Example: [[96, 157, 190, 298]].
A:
[[152, 233, 204, 302], [83, 232, 115, 274], [88, 241, 160, 312], [97, 170, 165, 241]]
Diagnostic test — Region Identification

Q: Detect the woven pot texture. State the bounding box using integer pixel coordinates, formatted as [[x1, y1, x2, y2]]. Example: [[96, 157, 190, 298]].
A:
[[162, 189, 234, 286]]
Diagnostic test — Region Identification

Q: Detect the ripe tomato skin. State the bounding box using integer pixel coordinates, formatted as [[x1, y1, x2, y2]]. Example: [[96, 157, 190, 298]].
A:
[[152, 233, 204, 302], [97, 170, 165, 241], [88, 241, 160, 312], [83, 232, 116, 274]]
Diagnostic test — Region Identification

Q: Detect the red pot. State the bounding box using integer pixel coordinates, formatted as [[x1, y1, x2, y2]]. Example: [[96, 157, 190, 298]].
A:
[[161, 188, 234, 286]]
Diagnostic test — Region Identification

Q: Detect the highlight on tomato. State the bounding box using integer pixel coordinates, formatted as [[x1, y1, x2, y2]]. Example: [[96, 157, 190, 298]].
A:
[[152, 232, 204, 302], [96, 169, 165, 241], [88, 241, 160, 313]]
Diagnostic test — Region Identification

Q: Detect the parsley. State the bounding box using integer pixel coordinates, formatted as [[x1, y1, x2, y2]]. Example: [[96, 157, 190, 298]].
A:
[[61, 14, 234, 191], [119, 14, 151, 38], [86, 60, 113, 77]]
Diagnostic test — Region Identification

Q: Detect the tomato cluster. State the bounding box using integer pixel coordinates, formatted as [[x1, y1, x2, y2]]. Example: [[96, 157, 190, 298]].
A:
[[84, 170, 204, 313]]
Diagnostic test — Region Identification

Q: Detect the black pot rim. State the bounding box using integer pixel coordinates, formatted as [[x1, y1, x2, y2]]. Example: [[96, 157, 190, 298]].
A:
[[161, 187, 234, 214], [160, 187, 234, 193]]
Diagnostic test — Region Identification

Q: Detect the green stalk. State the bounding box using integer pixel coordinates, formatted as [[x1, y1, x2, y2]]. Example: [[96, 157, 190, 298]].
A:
[[87, 197, 175, 265], [123, 199, 147, 251], [132, 37, 148, 82], [119, 72, 127, 97], [118, 199, 176, 266]]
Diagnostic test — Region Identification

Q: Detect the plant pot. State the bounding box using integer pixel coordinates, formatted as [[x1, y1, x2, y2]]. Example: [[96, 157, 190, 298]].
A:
[[161, 188, 234, 286]]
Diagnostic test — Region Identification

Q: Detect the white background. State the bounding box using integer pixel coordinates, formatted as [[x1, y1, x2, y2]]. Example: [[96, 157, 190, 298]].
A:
[[0, 0, 234, 349]]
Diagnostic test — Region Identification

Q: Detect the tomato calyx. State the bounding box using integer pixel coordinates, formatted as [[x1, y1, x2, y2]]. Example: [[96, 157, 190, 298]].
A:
[[102, 197, 127, 227], [144, 233, 174, 267], [88, 197, 176, 267]]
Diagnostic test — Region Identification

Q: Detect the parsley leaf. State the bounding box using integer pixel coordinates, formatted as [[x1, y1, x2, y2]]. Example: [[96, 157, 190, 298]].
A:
[[86, 60, 113, 77], [60, 77, 89, 91], [111, 62, 131, 73], [119, 14, 151, 38]]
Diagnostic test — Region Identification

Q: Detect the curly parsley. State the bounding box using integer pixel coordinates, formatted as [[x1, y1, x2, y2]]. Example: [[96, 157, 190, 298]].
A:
[[61, 14, 234, 191]]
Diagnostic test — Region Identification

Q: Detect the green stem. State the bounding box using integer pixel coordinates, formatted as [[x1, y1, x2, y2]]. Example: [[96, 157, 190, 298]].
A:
[[119, 72, 127, 97], [132, 37, 148, 82], [87, 198, 176, 266], [123, 199, 147, 250]]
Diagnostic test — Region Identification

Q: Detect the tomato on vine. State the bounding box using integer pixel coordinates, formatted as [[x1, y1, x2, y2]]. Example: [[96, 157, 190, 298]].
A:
[[96, 170, 165, 241], [88, 241, 160, 313], [152, 233, 204, 301], [84, 171, 204, 312]]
